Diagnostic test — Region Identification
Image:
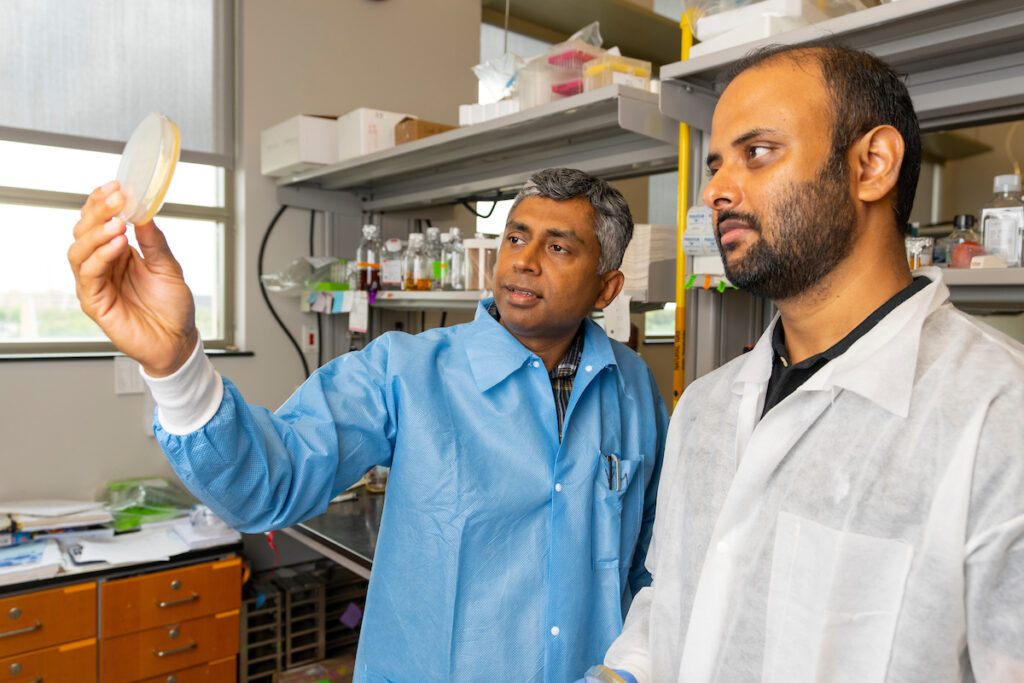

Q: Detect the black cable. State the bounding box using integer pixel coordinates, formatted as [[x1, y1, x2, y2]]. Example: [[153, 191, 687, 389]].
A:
[[309, 209, 323, 370], [460, 199, 500, 219], [257, 204, 311, 379], [440, 311, 447, 328]]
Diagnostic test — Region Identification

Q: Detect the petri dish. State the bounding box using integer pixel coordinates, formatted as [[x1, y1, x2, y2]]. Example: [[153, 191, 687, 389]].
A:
[[115, 113, 180, 225]]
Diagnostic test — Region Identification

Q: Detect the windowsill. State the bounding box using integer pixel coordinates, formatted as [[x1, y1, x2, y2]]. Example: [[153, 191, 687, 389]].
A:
[[642, 337, 674, 345], [0, 349, 254, 362]]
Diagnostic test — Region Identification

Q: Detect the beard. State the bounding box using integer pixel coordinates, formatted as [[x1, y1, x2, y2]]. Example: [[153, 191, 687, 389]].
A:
[[716, 153, 857, 301]]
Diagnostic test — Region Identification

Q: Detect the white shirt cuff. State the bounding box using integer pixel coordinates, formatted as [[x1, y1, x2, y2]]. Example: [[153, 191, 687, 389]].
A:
[[140, 338, 224, 435]]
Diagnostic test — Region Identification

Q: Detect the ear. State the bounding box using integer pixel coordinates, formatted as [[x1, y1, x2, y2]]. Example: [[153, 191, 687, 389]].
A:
[[852, 125, 904, 204], [592, 270, 625, 310]]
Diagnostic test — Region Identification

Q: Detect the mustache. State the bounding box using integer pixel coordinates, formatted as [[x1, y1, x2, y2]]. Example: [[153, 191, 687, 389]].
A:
[[716, 210, 763, 234]]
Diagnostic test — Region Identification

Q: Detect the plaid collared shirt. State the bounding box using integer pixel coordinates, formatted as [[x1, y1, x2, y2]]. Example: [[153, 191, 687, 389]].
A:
[[488, 303, 585, 440]]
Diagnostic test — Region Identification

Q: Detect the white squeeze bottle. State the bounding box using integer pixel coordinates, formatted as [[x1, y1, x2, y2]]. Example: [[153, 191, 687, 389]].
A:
[[981, 174, 1024, 267]]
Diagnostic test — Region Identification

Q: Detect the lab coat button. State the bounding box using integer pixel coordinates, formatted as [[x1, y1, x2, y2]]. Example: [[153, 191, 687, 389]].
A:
[[532, 360, 540, 368], [555, 483, 563, 492], [585, 365, 593, 372], [550, 626, 560, 636]]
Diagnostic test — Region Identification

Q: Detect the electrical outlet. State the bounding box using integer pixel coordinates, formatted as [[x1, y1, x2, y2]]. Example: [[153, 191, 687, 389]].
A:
[[301, 325, 318, 351]]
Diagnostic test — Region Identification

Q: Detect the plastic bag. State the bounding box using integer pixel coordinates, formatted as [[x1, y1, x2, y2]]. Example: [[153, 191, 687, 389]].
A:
[[305, 259, 354, 291], [100, 476, 198, 531], [472, 52, 525, 103], [260, 257, 316, 294], [568, 20, 603, 48]]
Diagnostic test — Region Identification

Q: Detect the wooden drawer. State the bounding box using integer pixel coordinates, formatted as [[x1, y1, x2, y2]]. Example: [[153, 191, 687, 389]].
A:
[[102, 557, 241, 638], [0, 637, 96, 683], [135, 654, 236, 683], [0, 583, 96, 658], [100, 610, 239, 683]]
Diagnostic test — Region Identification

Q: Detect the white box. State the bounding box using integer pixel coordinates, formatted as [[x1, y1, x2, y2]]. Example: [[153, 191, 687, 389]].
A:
[[695, 0, 828, 41], [336, 108, 410, 162], [260, 114, 338, 177]]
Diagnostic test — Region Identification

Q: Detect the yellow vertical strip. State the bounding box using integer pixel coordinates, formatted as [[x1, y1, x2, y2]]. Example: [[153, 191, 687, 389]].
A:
[[673, 11, 695, 407]]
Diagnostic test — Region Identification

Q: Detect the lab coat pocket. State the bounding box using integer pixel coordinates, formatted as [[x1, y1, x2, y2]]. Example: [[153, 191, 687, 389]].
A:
[[763, 512, 914, 683], [592, 455, 645, 568]]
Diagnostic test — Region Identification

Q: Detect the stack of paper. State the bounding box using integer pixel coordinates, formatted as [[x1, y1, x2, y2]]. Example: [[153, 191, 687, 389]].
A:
[[0, 539, 62, 586], [1, 500, 112, 532], [72, 528, 189, 566], [620, 224, 676, 295], [171, 518, 241, 550]]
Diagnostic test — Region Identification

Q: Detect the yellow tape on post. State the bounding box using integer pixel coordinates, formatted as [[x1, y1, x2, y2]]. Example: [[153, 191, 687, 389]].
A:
[[673, 10, 696, 407]]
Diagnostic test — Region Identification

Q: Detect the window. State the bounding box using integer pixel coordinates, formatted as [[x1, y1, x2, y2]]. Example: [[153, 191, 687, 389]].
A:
[[0, 0, 233, 354], [645, 302, 676, 341]]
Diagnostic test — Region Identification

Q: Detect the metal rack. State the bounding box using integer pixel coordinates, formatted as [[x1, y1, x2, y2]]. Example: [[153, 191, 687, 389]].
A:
[[659, 0, 1024, 134], [276, 84, 678, 213]]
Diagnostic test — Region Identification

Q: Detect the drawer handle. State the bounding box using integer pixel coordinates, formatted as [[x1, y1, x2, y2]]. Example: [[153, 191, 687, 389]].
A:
[[155, 592, 198, 608], [0, 621, 41, 639], [154, 640, 196, 657]]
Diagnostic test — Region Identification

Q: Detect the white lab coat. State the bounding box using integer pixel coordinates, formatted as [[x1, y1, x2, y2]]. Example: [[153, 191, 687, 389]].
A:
[[605, 268, 1024, 683]]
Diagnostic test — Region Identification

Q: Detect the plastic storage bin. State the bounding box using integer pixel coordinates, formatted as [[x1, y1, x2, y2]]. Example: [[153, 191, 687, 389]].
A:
[[584, 55, 652, 92]]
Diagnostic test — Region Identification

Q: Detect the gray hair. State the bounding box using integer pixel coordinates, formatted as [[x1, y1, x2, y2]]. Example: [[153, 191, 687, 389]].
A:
[[509, 168, 633, 273]]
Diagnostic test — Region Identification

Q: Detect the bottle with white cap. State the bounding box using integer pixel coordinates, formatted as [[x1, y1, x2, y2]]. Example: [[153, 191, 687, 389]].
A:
[[980, 173, 1024, 267]]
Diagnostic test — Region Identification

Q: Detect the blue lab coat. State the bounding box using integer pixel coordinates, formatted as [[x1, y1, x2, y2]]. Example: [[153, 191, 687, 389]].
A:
[[157, 299, 668, 682]]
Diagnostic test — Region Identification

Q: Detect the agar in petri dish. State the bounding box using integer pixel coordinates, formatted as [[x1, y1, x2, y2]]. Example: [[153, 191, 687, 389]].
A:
[[115, 113, 180, 225]]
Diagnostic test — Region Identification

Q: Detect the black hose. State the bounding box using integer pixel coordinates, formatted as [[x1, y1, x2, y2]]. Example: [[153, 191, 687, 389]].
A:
[[257, 204, 311, 379]]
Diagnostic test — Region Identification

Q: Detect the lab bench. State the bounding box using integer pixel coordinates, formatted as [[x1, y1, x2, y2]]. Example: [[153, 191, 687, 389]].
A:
[[280, 491, 384, 581]]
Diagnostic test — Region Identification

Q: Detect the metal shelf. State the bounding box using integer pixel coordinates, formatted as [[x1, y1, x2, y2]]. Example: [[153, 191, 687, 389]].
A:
[[939, 267, 1024, 311], [371, 290, 486, 311], [659, 0, 1024, 133], [480, 0, 681, 68], [277, 85, 678, 212]]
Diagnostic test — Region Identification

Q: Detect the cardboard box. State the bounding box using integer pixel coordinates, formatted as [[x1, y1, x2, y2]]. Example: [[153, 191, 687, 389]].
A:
[[394, 117, 456, 145], [261, 114, 338, 177], [336, 107, 410, 162]]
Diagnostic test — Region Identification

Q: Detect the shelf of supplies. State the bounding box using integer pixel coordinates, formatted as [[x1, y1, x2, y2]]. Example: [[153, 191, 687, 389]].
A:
[[659, 0, 1024, 132], [939, 267, 1024, 310], [480, 0, 681, 68], [277, 85, 679, 212], [371, 290, 487, 311]]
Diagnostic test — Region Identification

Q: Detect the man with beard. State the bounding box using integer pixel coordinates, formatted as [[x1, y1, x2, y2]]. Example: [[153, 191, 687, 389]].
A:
[[590, 43, 1024, 682]]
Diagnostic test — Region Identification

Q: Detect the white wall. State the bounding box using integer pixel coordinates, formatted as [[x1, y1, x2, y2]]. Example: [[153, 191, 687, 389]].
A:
[[1, 0, 480, 501]]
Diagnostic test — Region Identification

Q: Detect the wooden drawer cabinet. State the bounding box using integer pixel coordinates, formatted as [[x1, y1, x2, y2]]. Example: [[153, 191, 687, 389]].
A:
[[100, 610, 239, 683], [0, 583, 96, 659], [102, 558, 242, 638], [0, 637, 96, 683], [135, 654, 236, 683], [100, 556, 241, 683]]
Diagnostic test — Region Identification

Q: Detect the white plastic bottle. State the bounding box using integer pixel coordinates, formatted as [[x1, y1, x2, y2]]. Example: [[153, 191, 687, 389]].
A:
[[425, 226, 444, 290], [444, 227, 466, 290], [380, 238, 404, 290], [981, 174, 1024, 267]]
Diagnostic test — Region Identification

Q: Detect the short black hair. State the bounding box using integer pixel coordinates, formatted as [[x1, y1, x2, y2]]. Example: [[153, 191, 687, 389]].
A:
[[511, 168, 634, 273], [727, 42, 922, 235]]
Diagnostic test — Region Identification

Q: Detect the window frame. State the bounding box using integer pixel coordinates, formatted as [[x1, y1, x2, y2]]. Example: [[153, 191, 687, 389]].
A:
[[0, 175, 236, 356], [0, 0, 235, 357]]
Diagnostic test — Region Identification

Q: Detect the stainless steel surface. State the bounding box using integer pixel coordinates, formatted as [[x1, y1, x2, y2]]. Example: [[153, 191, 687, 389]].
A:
[[154, 641, 196, 657], [0, 620, 40, 639], [284, 489, 385, 580], [156, 592, 198, 608]]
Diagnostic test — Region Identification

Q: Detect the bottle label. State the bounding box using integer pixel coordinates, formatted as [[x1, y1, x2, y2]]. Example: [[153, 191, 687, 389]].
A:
[[982, 207, 1024, 266], [381, 258, 402, 285]]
